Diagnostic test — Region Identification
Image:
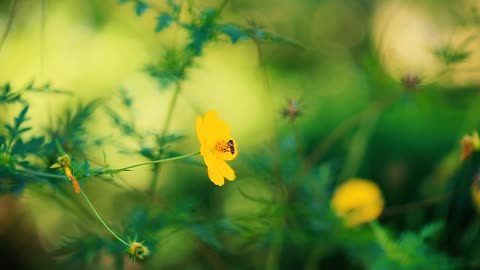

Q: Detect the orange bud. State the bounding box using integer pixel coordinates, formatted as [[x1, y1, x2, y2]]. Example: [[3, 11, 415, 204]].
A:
[[64, 166, 81, 194]]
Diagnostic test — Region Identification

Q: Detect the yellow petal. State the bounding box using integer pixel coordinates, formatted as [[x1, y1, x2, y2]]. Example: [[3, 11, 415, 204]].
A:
[[208, 167, 225, 186], [203, 110, 218, 133], [211, 119, 231, 139], [50, 163, 61, 169], [216, 159, 235, 181], [196, 115, 205, 143]]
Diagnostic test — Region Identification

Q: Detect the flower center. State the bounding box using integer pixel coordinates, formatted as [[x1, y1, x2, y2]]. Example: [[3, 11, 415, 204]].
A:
[[214, 140, 235, 155]]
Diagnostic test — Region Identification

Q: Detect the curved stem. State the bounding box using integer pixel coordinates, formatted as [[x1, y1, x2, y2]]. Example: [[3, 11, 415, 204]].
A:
[[116, 151, 199, 173], [80, 190, 128, 246]]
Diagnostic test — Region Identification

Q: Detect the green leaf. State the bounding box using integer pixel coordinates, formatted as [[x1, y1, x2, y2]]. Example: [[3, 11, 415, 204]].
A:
[[14, 105, 30, 129], [135, 1, 148, 16], [11, 137, 44, 158], [189, 224, 222, 250], [434, 46, 470, 65], [218, 24, 248, 43], [155, 13, 174, 32], [0, 83, 21, 104], [420, 221, 443, 239], [249, 29, 303, 48]]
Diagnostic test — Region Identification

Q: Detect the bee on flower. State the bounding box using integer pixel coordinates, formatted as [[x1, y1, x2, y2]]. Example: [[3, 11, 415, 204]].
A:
[[196, 110, 238, 186]]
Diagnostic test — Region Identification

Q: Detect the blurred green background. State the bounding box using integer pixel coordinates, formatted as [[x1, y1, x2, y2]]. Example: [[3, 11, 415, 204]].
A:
[[1, 0, 480, 269]]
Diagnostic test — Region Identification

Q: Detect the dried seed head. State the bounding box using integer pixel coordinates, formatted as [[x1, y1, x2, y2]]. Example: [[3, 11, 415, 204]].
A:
[[400, 72, 422, 91], [281, 98, 302, 122]]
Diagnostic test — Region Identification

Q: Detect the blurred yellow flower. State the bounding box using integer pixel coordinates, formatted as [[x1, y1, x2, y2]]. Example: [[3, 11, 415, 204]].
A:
[[331, 178, 384, 227], [461, 131, 480, 161], [196, 110, 238, 186], [128, 241, 150, 260], [50, 154, 80, 194]]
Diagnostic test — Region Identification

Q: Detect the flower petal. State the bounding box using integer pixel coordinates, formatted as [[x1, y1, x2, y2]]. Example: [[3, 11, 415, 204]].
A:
[[208, 167, 225, 186], [196, 115, 205, 143], [216, 159, 235, 181], [211, 120, 231, 139], [203, 110, 218, 133]]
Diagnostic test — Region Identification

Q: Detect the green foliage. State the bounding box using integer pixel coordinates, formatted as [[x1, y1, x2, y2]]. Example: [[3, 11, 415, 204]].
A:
[[369, 221, 455, 270], [435, 45, 470, 65], [0, 81, 70, 105], [144, 48, 194, 88], [140, 0, 302, 88], [1, 1, 479, 269], [45, 99, 102, 158]]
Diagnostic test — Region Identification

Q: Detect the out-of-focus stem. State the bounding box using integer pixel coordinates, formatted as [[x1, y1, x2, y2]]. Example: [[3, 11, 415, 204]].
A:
[[80, 190, 129, 246], [149, 82, 183, 195], [0, 0, 17, 54]]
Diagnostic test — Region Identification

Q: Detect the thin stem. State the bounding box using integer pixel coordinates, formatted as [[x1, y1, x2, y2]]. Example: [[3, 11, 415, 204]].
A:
[[80, 190, 129, 246], [19, 168, 66, 179], [149, 81, 183, 195], [254, 38, 282, 183], [265, 219, 284, 270], [116, 151, 199, 174], [148, 163, 161, 196], [160, 81, 182, 139], [0, 0, 17, 54], [305, 91, 401, 167], [20, 152, 199, 179]]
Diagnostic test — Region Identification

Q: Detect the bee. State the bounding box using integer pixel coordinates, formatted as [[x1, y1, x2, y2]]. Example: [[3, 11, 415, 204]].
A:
[[227, 140, 235, 155]]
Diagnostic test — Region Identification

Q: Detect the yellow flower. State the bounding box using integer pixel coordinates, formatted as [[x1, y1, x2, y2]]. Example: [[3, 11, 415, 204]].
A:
[[461, 131, 480, 161], [331, 178, 384, 227], [50, 154, 81, 194], [196, 110, 238, 186], [128, 241, 150, 260]]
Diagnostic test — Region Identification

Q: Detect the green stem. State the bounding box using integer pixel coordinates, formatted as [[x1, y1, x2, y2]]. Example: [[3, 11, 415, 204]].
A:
[[22, 168, 130, 246], [265, 219, 284, 270], [305, 91, 401, 166], [80, 190, 129, 246], [149, 81, 182, 195], [19, 168, 66, 179], [20, 152, 199, 179], [148, 163, 160, 196], [160, 81, 181, 139], [112, 151, 199, 174]]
